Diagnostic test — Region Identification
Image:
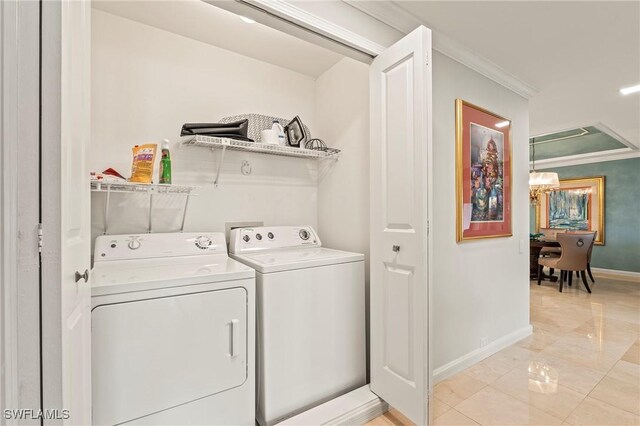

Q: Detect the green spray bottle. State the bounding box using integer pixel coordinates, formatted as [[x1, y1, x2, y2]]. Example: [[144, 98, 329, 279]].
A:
[[159, 139, 172, 184]]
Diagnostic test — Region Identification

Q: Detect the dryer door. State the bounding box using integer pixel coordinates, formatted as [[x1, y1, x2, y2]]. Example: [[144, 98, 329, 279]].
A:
[[92, 287, 248, 426]]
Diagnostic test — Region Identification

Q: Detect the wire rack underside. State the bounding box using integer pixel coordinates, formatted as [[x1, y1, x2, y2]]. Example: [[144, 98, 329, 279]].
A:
[[182, 135, 341, 159], [91, 181, 196, 195]]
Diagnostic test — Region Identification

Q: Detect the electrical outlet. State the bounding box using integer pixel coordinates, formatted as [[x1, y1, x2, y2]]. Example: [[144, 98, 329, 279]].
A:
[[480, 337, 489, 347]]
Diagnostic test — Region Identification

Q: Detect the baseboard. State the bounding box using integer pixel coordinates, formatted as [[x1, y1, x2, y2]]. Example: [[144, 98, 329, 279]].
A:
[[432, 325, 533, 383], [591, 267, 640, 283], [278, 385, 389, 426]]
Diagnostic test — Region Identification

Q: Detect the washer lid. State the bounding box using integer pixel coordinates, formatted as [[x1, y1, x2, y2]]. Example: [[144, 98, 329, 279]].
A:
[[91, 255, 254, 296], [231, 247, 364, 274]]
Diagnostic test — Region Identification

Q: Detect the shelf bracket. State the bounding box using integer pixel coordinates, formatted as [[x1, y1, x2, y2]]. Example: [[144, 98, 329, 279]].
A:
[[180, 194, 191, 232], [148, 190, 154, 233], [214, 145, 227, 186], [103, 185, 111, 235]]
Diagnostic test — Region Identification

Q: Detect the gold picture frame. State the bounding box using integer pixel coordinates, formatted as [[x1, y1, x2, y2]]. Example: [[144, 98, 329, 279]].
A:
[[535, 176, 605, 245], [455, 99, 513, 242]]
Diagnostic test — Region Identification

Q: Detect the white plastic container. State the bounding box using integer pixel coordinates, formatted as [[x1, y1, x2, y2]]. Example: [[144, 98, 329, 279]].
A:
[[272, 121, 286, 146]]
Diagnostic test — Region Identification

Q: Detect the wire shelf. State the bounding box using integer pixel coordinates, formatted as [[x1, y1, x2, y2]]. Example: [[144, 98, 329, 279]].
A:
[[182, 135, 341, 160], [90, 180, 197, 234], [91, 180, 197, 195]]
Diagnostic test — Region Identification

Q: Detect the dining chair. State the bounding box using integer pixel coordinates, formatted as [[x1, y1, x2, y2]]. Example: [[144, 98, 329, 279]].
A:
[[567, 230, 597, 283], [537, 233, 596, 293], [539, 227, 566, 256]]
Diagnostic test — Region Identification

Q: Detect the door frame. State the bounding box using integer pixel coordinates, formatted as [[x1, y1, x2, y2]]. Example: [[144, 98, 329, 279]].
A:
[[40, 0, 65, 415], [1, 0, 42, 419], [1, 0, 21, 416]]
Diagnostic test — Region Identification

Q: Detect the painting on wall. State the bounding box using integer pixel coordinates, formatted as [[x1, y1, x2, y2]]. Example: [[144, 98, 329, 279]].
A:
[[456, 99, 512, 242], [536, 176, 605, 245]]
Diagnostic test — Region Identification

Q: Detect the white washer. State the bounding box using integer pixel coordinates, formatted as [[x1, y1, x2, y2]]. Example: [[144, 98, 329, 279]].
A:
[[91, 232, 255, 426], [229, 226, 366, 426]]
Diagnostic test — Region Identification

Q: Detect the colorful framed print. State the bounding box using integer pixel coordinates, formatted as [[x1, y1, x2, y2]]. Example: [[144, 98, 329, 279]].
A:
[[455, 99, 512, 242], [536, 176, 605, 245]]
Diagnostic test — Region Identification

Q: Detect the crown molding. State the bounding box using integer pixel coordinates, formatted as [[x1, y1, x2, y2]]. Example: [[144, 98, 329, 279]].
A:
[[433, 34, 539, 99], [344, 0, 418, 35], [344, 0, 540, 99], [531, 148, 640, 170]]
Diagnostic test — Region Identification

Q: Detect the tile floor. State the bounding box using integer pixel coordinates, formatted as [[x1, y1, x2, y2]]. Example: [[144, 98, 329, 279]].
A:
[[366, 276, 640, 425]]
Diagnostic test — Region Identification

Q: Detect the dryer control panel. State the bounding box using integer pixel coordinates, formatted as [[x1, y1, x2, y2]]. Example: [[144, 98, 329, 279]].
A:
[[229, 226, 321, 254], [94, 232, 227, 261]]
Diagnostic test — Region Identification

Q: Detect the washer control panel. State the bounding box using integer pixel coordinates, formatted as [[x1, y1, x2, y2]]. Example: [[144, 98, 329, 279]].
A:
[[229, 226, 321, 254], [94, 232, 227, 262]]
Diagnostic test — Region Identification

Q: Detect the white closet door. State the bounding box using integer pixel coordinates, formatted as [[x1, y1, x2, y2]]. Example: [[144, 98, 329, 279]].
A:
[[369, 26, 432, 425], [60, 0, 92, 424]]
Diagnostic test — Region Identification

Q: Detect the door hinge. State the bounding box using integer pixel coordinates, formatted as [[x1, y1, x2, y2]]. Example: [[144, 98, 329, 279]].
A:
[[425, 52, 430, 66], [427, 220, 430, 236], [37, 223, 43, 253]]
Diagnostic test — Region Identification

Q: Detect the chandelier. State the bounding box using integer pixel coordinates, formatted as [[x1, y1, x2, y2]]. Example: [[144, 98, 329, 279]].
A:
[[529, 137, 559, 204]]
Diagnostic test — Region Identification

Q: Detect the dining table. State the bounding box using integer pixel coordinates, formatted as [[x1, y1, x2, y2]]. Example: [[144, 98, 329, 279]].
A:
[[529, 239, 561, 281]]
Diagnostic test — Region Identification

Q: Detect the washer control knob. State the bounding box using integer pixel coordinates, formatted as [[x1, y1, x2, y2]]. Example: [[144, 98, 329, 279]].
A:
[[268, 232, 274, 239], [128, 239, 141, 250], [243, 235, 250, 242], [195, 236, 212, 250], [299, 229, 310, 240], [256, 233, 263, 241]]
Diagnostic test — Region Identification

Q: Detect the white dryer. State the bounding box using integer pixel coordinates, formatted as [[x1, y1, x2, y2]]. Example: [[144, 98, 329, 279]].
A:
[[91, 232, 255, 426], [229, 226, 366, 426]]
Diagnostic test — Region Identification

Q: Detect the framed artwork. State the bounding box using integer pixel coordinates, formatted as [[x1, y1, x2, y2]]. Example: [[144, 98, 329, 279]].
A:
[[455, 99, 512, 242], [536, 176, 605, 245]]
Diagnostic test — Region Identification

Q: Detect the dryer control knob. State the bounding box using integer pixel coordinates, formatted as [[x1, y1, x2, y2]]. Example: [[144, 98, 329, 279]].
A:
[[243, 235, 250, 242], [256, 233, 263, 241], [299, 229, 310, 240], [195, 236, 212, 249], [128, 239, 141, 250]]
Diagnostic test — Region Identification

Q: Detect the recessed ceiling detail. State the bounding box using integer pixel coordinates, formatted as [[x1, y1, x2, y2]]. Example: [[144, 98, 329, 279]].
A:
[[532, 128, 590, 144], [529, 126, 628, 161]]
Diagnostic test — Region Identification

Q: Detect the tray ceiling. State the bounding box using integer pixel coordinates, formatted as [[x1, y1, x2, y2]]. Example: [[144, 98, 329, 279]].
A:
[[530, 126, 629, 161]]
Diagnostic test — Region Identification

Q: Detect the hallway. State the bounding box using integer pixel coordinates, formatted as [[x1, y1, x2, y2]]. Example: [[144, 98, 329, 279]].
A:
[[370, 276, 640, 425]]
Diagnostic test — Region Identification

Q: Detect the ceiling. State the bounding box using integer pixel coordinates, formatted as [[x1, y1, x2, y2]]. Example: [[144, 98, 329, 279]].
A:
[[384, 1, 640, 155], [92, 0, 343, 78], [530, 126, 628, 161]]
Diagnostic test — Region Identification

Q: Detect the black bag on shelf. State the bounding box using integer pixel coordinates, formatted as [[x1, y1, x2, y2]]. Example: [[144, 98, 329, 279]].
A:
[[180, 119, 253, 141]]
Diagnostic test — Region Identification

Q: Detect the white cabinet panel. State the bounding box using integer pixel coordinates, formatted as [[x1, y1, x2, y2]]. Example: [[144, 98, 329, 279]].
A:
[[92, 288, 247, 425]]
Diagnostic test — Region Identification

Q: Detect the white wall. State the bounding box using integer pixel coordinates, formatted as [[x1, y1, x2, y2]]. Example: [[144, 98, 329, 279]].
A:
[[431, 52, 531, 378], [91, 10, 319, 242], [315, 57, 370, 373], [316, 58, 370, 277]]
